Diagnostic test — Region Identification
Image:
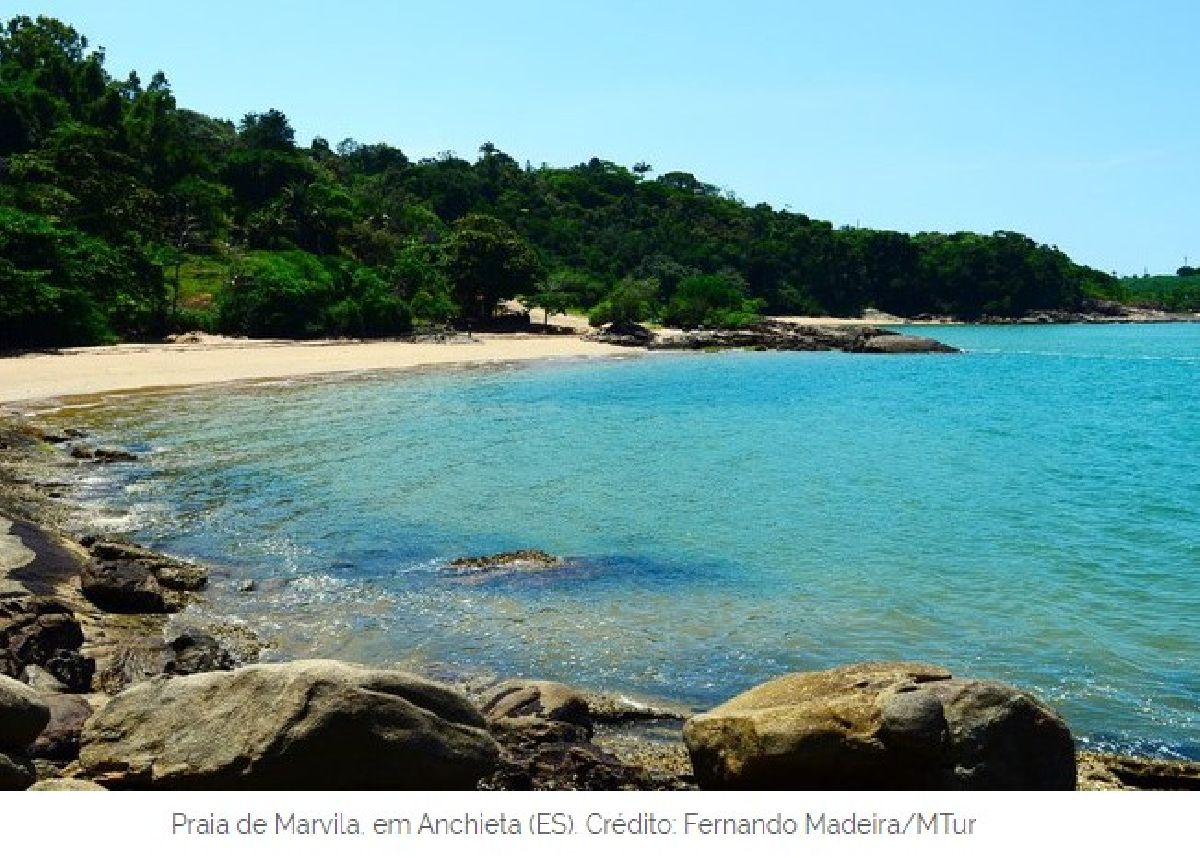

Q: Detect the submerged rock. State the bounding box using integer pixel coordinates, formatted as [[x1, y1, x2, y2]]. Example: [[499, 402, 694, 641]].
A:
[[449, 549, 562, 570], [684, 661, 1076, 790], [78, 659, 499, 789]]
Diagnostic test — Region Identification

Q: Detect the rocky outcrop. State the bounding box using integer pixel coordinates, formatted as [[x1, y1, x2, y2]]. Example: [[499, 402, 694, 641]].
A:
[[591, 320, 957, 354], [79, 538, 208, 614], [77, 659, 499, 789], [684, 662, 1076, 790]]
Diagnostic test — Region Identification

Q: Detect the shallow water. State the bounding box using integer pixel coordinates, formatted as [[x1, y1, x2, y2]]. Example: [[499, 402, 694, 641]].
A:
[[74, 325, 1199, 759]]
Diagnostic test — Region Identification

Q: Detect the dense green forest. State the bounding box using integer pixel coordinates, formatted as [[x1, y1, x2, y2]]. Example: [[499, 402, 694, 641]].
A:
[[1113, 269, 1200, 312], [1, 16, 1127, 348]]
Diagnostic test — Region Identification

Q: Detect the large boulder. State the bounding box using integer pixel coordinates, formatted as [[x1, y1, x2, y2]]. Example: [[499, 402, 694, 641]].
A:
[[77, 659, 499, 789], [0, 673, 50, 750], [684, 662, 1076, 790], [27, 778, 106, 791]]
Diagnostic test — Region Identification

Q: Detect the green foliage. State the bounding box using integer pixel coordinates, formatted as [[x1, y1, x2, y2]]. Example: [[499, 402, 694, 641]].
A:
[[663, 272, 763, 328], [0, 14, 1129, 348], [588, 277, 659, 328], [443, 214, 542, 320], [1118, 273, 1200, 311]]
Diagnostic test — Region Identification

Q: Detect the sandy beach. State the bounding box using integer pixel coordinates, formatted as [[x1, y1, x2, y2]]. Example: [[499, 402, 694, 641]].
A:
[[0, 334, 633, 406]]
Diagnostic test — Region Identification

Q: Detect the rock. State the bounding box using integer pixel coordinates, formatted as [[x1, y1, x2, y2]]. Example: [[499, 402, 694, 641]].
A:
[[593, 320, 959, 355], [27, 777, 106, 791], [854, 334, 958, 354], [84, 539, 208, 592], [78, 660, 499, 789], [449, 550, 562, 570], [0, 750, 36, 790], [164, 632, 236, 676], [484, 734, 688, 791], [1077, 752, 1200, 791], [18, 665, 67, 693], [0, 673, 50, 750], [683, 662, 1076, 790], [80, 559, 169, 613], [482, 680, 592, 732], [29, 693, 93, 761], [0, 597, 94, 691], [69, 446, 138, 462]]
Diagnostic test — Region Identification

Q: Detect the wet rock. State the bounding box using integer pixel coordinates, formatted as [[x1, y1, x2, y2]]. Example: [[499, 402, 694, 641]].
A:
[[84, 538, 208, 592], [854, 333, 958, 354], [0, 673, 50, 750], [449, 549, 562, 570], [684, 662, 1076, 790], [0, 750, 36, 790], [78, 660, 499, 789], [81, 559, 169, 614], [69, 446, 138, 463], [596, 320, 959, 355], [29, 693, 92, 761], [163, 632, 236, 676], [484, 736, 689, 791]]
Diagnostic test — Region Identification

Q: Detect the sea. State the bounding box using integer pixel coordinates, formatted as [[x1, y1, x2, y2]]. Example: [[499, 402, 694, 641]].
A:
[[67, 324, 1199, 760]]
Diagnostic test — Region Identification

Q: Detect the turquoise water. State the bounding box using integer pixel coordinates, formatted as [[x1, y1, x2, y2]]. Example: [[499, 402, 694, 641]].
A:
[[79, 325, 1199, 759]]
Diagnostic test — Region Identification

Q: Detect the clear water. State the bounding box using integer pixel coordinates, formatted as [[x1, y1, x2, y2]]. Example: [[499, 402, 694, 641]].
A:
[[74, 325, 1200, 759]]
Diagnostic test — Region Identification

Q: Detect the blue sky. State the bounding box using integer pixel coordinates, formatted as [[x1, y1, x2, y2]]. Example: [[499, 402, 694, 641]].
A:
[[26, 0, 1200, 274]]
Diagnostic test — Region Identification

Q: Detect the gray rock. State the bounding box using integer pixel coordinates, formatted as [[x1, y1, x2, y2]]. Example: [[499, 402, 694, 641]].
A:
[[0, 673, 50, 750], [855, 333, 958, 354], [684, 661, 1075, 790], [78, 659, 499, 789], [164, 632, 236, 676]]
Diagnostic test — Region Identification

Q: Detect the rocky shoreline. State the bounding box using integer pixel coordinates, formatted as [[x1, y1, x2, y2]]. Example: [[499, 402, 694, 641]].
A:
[[589, 319, 959, 353], [1, 417, 1197, 791]]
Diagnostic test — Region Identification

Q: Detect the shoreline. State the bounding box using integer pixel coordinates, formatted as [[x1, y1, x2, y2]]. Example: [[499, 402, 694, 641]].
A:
[[0, 333, 636, 407]]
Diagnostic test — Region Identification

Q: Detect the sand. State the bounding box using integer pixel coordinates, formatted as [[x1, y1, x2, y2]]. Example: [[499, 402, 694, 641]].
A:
[[0, 334, 634, 406]]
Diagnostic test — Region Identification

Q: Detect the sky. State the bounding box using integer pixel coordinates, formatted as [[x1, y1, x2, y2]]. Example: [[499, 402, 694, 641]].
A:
[[24, 0, 1200, 275]]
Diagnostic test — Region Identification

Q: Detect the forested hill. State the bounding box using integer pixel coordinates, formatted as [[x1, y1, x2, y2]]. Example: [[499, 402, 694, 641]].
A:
[[1, 16, 1121, 348]]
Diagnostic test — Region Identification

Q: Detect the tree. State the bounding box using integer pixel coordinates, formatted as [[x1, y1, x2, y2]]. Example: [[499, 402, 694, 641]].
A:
[[588, 276, 659, 329], [443, 214, 542, 321], [526, 276, 574, 328]]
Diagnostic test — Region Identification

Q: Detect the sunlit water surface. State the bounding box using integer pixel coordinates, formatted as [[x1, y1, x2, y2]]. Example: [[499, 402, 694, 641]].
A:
[[71, 324, 1199, 759]]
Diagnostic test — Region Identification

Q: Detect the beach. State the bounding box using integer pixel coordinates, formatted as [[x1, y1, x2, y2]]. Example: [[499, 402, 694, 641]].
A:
[[0, 333, 635, 406]]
